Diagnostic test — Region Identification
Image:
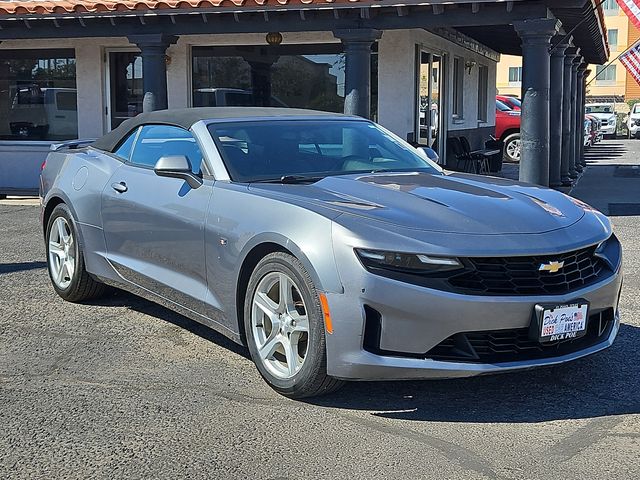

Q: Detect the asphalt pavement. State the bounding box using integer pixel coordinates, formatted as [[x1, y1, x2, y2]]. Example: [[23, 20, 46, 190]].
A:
[[1, 140, 639, 479]]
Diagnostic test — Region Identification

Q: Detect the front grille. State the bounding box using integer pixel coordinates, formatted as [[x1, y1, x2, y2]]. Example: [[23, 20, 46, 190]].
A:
[[447, 246, 607, 296], [426, 309, 614, 363]]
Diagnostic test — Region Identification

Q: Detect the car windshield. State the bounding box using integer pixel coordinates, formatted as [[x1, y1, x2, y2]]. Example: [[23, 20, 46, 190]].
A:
[[586, 105, 612, 114], [207, 119, 440, 183], [506, 97, 521, 108], [496, 100, 512, 111]]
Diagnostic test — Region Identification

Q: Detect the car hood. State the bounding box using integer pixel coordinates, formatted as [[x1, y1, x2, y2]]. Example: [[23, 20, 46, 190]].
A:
[[249, 172, 586, 235]]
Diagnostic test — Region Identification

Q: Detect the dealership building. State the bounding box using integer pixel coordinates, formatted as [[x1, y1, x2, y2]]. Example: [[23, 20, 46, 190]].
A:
[[0, 0, 608, 195]]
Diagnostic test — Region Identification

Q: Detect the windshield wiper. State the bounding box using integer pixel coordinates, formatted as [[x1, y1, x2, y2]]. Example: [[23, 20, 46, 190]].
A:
[[252, 175, 324, 184]]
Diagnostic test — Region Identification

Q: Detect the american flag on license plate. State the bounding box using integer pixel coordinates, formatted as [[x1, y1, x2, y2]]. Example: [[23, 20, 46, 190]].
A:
[[617, 0, 640, 30], [620, 43, 640, 87]]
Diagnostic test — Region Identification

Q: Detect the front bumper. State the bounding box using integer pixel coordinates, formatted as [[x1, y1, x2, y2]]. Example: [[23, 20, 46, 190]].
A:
[[600, 124, 616, 135], [324, 246, 623, 381], [629, 123, 640, 136]]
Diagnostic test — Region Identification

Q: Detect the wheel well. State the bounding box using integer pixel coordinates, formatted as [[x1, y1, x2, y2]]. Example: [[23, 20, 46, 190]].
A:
[[500, 129, 520, 142], [42, 196, 65, 235], [235, 242, 292, 345]]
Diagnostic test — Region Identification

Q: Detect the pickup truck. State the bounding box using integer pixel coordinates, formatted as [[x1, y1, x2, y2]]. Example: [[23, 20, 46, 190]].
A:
[[495, 99, 521, 163]]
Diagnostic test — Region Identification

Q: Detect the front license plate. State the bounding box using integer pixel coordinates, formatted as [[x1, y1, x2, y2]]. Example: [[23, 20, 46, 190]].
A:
[[538, 303, 589, 343]]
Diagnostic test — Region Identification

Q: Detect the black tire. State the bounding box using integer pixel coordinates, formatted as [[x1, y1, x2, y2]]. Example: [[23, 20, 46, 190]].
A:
[[244, 252, 344, 398], [45, 203, 105, 302], [0, 194, 6, 200], [502, 133, 521, 163]]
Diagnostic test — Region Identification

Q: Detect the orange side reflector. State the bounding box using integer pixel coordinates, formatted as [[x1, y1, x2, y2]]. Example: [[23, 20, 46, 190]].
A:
[[319, 293, 333, 334]]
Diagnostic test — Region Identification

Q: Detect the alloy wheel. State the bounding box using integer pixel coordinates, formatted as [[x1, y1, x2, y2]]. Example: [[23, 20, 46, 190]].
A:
[[251, 272, 310, 379], [48, 217, 76, 289], [506, 138, 521, 162]]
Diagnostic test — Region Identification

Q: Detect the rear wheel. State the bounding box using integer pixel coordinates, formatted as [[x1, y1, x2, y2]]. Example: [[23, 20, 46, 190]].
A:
[[244, 252, 343, 398], [503, 133, 521, 163], [46, 203, 105, 302]]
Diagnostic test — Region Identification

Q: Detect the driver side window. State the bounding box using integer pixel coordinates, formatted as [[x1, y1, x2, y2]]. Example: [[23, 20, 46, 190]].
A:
[[129, 125, 204, 173]]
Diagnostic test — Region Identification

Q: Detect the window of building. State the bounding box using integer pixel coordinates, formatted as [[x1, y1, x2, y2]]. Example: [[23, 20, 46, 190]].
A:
[[192, 45, 379, 119], [608, 29, 619, 49], [0, 49, 77, 141], [595, 65, 617, 84], [130, 125, 203, 173], [508, 66, 523, 85], [477, 65, 489, 122], [452, 57, 464, 118], [603, 0, 620, 15]]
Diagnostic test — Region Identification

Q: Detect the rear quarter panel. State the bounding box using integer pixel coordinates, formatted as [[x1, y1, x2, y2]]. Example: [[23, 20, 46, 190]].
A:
[[41, 147, 123, 278]]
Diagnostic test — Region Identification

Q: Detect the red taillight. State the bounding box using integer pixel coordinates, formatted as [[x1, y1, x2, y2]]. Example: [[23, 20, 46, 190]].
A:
[[40, 160, 47, 171]]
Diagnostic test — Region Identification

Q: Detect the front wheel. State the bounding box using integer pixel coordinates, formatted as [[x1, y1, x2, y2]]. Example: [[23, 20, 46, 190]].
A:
[[502, 133, 521, 163], [244, 252, 343, 398], [46, 203, 105, 302]]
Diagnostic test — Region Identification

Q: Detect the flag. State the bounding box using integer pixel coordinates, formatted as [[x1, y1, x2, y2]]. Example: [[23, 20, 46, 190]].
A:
[[620, 42, 640, 86], [617, 0, 640, 30]]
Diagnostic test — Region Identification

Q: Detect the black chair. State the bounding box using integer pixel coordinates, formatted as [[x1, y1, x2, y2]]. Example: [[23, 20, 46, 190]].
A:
[[447, 137, 480, 173], [459, 136, 501, 174]]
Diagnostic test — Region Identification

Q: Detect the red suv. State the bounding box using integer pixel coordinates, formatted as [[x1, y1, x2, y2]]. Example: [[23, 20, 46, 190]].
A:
[[495, 99, 521, 163]]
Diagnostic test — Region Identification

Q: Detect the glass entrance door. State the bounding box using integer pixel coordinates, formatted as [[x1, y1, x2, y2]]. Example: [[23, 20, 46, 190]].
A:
[[417, 50, 444, 154], [107, 51, 143, 130]]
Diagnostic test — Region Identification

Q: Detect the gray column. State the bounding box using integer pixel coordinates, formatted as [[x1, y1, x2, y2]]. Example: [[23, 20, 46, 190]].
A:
[[568, 56, 581, 179], [549, 38, 570, 187], [334, 29, 382, 118], [128, 34, 178, 111], [513, 19, 560, 186], [561, 48, 579, 185], [578, 65, 589, 168], [573, 67, 583, 174]]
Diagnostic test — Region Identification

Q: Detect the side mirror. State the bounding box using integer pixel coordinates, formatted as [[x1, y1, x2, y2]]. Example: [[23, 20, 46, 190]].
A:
[[154, 155, 203, 189], [416, 146, 440, 164]]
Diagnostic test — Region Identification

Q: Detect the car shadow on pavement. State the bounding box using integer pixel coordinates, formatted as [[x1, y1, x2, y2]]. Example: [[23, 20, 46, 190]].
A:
[[0, 261, 47, 274], [308, 323, 640, 423], [87, 289, 251, 359], [85, 289, 638, 423]]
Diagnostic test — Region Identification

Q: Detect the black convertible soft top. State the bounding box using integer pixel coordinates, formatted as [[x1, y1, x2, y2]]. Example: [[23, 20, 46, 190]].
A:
[[91, 107, 345, 153]]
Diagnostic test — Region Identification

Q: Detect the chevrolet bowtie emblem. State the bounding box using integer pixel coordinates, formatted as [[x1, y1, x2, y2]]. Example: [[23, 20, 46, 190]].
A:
[[539, 261, 565, 273]]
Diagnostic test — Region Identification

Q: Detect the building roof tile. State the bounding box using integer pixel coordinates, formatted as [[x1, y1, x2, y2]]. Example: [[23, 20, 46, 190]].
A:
[[0, 0, 368, 15]]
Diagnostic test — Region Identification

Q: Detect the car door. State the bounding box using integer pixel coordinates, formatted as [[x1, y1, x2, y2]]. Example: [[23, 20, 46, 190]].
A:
[[101, 124, 213, 314]]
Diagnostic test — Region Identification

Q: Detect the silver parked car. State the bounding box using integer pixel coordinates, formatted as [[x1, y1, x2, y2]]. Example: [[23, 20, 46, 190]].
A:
[[40, 108, 623, 398]]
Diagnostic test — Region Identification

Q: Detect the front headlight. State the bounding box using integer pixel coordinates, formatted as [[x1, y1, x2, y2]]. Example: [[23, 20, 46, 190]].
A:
[[355, 249, 463, 274]]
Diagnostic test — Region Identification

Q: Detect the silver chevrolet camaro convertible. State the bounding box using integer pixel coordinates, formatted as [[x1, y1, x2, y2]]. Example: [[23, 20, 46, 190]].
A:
[[40, 107, 623, 398]]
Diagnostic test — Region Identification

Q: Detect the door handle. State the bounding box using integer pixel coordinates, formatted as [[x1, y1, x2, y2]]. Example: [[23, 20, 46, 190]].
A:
[[111, 182, 128, 193]]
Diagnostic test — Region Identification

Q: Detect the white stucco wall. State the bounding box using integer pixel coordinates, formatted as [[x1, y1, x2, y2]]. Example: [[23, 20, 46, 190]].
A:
[[378, 29, 498, 141]]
